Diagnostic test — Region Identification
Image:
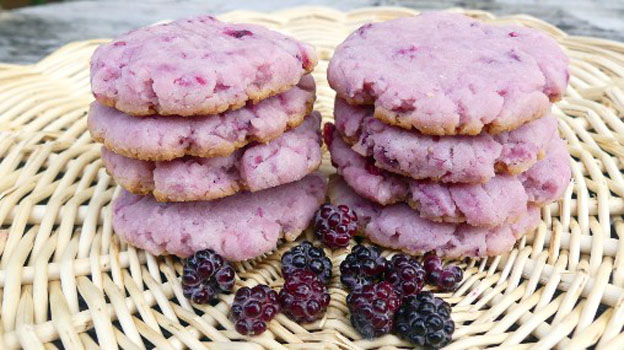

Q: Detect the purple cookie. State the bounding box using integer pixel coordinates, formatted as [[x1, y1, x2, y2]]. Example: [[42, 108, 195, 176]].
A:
[[91, 15, 317, 116], [328, 126, 570, 227], [328, 176, 540, 258], [519, 136, 571, 204], [103, 113, 322, 202], [328, 12, 569, 135], [89, 75, 316, 161], [112, 173, 327, 261], [334, 98, 557, 183]]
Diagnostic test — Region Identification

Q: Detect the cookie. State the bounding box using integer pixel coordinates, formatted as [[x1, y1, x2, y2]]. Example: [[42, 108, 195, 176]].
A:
[[112, 173, 327, 261], [103, 113, 321, 202], [519, 136, 571, 203], [334, 98, 557, 183], [91, 15, 317, 116], [89, 75, 315, 161], [328, 12, 569, 135], [328, 176, 540, 258], [328, 126, 570, 227]]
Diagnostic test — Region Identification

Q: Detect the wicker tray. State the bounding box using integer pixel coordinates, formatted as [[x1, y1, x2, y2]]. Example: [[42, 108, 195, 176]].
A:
[[1, 6, 624, 350]]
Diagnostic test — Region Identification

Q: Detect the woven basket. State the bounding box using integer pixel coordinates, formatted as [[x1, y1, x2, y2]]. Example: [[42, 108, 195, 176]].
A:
[[1, 6, 624, 349]]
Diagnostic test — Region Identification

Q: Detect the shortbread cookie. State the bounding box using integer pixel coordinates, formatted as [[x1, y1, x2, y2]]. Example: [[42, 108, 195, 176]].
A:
[[104, 113, 321, 202], [328, 176, 540, 258], [91, 15, 317, 116], [113, 173, 327, 261], [328, 12, 568, 135], [328, 126, 570, 227], [89, 75, 315, 161], [333, 98, 557, 183]]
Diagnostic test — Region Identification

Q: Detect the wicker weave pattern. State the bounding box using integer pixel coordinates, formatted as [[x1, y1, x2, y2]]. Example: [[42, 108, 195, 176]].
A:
[[1, 6, 624, 349]]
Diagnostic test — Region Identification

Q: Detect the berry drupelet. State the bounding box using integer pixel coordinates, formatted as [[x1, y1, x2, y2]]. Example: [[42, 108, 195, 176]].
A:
[[385, 254, 426, 300], [322, 123, 335, 148], [279, 270, 331, 323], [181, 249, 236, 304], [281, 241, 332, 284], [340, 244, 388, 291], [347, 281, 401, 338], [395, 292, 455, 349], [423, 251, 443, 277], [365, 157, 384, 176], [314, 204, 358, 249], [230, 285, 280, 336]]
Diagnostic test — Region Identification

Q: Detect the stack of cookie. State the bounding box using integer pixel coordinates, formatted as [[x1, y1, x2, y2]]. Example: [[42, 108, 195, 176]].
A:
[[88, 16, 327, 261], [325, 12, 571, 257]]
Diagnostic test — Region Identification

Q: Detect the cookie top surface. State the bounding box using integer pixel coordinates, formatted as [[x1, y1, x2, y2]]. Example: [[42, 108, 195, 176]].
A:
[[89, 75, 315, 161], [334, 98, 558, 183], [102, 113, 322, 202], [328, 12, 569, 135], [91, 15, 317, 116], [112, 173, 327, 261]]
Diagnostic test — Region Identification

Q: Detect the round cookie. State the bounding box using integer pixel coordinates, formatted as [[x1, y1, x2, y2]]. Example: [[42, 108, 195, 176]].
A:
[[328, 12, 569, 135], [91, 15, 317, 116], [112, 173, 327, 261], [327, 125, 570, 227], [333, 98, 557, 183], [103, 113, 322, 202], [89, 75, 315, 161], [328, 176, 540, 258]]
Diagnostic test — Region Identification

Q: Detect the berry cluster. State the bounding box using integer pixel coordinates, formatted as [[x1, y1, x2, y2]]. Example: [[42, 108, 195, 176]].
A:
[[181, 249, 236, 304], [279, 242, 331, 322], [279, 241, 332, 324], [385, 254, 426, 299], [339, 244, 460, 349], [180, 204, 463, 347], [281, 241, 332, 284], [279, 270, 331, 323], [314, 204, 358, 249], [347, 281, 401, 337], [423, 252, 463, 292], [182, 242, 333, 337], [340, 244, 388, 291], [395, 292, 455, 349], [230, 285, 280, 336], [341, 247, 425, 338]]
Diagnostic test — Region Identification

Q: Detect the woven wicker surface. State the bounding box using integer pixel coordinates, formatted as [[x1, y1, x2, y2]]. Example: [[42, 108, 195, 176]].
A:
[[1, 6, 624, 349]]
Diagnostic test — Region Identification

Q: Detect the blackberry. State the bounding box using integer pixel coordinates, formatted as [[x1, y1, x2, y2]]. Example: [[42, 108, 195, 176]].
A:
[[449, 265, 463, 282], [422, 251, 463, 292], [437, 265, 463, 292], [279, 270, 330, 323], [347, 281, 401, 338], [340, 244, 388, 291], [385, 254, 426, 300], [181, 249, 236, 304], [395, 292, 455, 349], [314, 204, 358, 249], [281, 241, 332, 284], [230, 285, 280, 336]]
